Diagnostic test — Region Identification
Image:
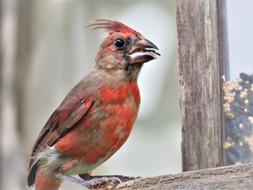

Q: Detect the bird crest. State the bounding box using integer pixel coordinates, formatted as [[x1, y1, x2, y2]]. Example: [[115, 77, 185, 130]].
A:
[[88, 19, 140, 35]]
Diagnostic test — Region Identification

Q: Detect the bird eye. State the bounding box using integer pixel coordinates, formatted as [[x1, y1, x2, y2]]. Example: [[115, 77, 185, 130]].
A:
[[114, 39, 125, 49]]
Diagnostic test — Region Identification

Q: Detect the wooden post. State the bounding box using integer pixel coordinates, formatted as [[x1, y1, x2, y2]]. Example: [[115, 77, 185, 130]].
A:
[[176, 0, 229, 171]]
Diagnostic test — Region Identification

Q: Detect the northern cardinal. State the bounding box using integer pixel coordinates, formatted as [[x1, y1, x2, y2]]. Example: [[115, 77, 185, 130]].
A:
[[27, 19, 160, 190]]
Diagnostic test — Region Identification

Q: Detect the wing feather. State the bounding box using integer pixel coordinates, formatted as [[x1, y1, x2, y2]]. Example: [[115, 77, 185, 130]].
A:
[[28, 97, 94, 169]]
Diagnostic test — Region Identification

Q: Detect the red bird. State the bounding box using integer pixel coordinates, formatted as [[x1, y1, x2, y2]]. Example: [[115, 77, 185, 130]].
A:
[[27, 19, 160, 190]]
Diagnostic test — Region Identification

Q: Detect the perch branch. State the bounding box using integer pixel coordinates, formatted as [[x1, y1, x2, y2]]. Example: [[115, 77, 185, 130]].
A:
[[88, 164, 253, 190]]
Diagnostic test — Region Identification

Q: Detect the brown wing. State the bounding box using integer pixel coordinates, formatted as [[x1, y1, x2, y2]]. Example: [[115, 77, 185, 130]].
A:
[[28, 97, 94, 169]]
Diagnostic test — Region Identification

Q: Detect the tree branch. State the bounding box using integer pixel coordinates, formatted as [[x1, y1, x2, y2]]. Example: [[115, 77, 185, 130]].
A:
[[111, 164, 253, 190]]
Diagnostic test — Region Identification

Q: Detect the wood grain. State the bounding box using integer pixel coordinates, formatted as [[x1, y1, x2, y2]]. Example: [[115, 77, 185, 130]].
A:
[[176, 0, 224, 171], [115, 164, 253, 190]]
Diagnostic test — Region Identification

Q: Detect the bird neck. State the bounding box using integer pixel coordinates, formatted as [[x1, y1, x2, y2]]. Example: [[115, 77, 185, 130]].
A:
[[124, 63, 143, 82], [94, 63, 143, 83]]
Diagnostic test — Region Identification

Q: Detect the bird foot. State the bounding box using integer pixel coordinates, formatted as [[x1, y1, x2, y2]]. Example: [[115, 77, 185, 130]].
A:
[[56, 174, 122, 189], [79, 174, 139, 183], [80, 176, 121, 189]]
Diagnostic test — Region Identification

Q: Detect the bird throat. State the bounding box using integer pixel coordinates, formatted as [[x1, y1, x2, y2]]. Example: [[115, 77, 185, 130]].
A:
[[124, 63, 143, 82]]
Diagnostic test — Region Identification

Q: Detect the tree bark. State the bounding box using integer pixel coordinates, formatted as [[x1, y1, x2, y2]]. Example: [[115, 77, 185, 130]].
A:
[[115, 164, 253, 190], [177, 0, 226, 171]]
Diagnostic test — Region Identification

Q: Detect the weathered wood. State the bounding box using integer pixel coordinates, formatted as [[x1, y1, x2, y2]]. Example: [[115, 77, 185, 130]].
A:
[[176, 0, 224, 171], [114, 164, 253, 190]]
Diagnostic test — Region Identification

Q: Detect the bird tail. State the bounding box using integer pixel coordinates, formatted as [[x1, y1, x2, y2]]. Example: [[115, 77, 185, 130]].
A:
[[27, 161, 39, 187], [27, 161, 62, 190]]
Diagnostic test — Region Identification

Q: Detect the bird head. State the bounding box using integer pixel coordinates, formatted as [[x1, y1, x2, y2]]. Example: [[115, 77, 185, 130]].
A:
[[89, 19, 160, 74]]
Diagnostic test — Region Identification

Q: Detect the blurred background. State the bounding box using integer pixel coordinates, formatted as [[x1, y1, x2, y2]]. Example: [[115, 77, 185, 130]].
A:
[[0, 0, 252, 190], [0, 0, 179, 189]]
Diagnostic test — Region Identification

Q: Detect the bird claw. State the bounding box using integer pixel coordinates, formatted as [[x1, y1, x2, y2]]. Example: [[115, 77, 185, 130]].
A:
[[56, 174, 121, 189], [80, 176, 122, 189]]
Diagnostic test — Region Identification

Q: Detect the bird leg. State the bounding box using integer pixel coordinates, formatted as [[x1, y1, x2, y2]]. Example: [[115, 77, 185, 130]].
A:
[[56, 173, 84, 184]]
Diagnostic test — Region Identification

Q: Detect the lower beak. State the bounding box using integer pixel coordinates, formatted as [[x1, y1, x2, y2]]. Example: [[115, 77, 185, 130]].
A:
[[128, 38, 160, 64]]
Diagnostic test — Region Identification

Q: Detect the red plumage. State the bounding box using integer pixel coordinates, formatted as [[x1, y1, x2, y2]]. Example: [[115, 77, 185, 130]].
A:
[[27, 19, 159, 190], [88, 19, 140, 34]]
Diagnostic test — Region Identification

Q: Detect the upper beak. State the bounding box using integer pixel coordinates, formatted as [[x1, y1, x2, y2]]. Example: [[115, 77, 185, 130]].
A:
[[134, 38, 159, 50], [128, 38, 160, 64]]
